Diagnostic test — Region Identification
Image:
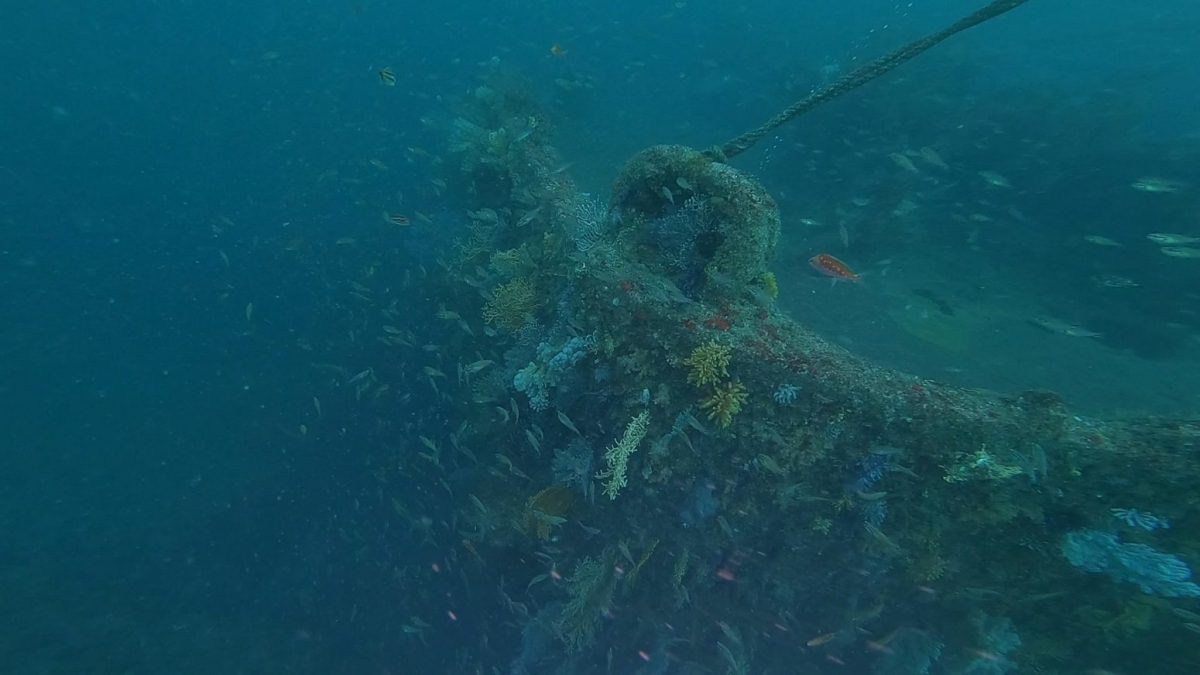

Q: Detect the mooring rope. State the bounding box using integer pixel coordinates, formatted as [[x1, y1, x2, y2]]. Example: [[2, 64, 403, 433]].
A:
[[714, 0, 1034, 161]]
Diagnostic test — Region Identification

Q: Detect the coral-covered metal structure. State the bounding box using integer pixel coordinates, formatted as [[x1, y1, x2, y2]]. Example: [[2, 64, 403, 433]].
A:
[[433, 77, 1200, 674]]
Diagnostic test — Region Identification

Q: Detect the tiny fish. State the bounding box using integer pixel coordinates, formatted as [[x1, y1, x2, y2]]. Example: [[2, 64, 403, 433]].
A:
[[1131, 177, 1184, 193], [347, 368, 374, 384], [1083, 235, 1122, 247], [463, 359, 494, 375], [756, 454, 785, 476], [1091, 274, 1138, 288], [435, 307, 462, 321], [1160, 246, 1200, 259], [549, 44, 567, 57], [979, 170, 1012, 188], [556, 410, 581, 435], [888, 152, 920, 173], [1028, 316, 1101, 338], [423, 366, 446, 378], [524, 428, 541, 454], [809, 253, 861, 283], [1147, 233, 1200, 245], [675, 176, 694, 191], [659, 185, 675, 205], [513, 125, 536, 144], [806, 632, 839, 647], [516, 206, 542, 228], [378, 67, 396, 86], [385, 212, 410, 226], [918, 146, 948, 169], [245, 302, 254, 321], [312, 396, 322, 417], [1172, 607, 1200, 622]]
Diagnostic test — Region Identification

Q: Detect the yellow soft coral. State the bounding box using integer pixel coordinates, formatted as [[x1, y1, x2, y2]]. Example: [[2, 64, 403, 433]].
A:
[[684, 340, 732, 387], [490, 245, 532, 278], [483, 277, 537, 331], [701, 381, 747, 428], [761, 271, 779, 300], [522, 485, 574, 540]]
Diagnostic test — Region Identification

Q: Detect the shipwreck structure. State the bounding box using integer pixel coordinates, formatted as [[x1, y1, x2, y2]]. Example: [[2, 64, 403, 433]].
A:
[[406, 2, 1200, 672]]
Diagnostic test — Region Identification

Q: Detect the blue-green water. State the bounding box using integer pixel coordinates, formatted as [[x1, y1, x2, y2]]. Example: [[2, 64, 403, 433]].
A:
[[3, 1, 1199, 673]]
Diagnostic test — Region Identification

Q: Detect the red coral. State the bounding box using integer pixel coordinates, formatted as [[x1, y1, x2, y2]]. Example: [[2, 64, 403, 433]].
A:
[[705, 315, 732, 331]]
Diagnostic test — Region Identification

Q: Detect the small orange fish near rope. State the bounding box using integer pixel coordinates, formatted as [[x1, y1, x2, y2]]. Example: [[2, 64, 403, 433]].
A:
[[809, 253, 860, 283]]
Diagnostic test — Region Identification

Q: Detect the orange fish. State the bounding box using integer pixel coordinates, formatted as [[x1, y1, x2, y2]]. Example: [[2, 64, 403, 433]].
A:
[[809, 253, 860, 283], [549, 44, 568, 58]]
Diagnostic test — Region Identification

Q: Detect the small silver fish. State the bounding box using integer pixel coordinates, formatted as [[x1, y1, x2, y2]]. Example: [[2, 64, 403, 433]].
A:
[[1131, 177, 1184, 193], [556, 410, 580, 435], [918, 146, 948, 169], [516, 206, 543, 228], [888, 152, 920, 173], [1147, 233, 1200, 245], [1160, 246, 1200, 259], [979, 171, 1012, 188], [1091, 274, 1138, 288], [463, 359, 494, 375], [1028, 316, 1101, 338]]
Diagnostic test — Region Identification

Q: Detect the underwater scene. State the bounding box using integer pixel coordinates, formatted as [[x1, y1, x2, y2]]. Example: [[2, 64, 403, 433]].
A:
[[4, 0, 1200, 673]]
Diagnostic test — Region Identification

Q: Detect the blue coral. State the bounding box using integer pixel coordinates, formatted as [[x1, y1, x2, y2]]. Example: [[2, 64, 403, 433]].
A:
[[1062, 529, 1200, 598], [1111, 508, 1169, 532], [545, 334, 595, 372], [514, 334, 595, 411], [853, 454, 892, 492], [772, 383, 799, 405], [514, 363, 550, 410], [863, 499, 888, 528]]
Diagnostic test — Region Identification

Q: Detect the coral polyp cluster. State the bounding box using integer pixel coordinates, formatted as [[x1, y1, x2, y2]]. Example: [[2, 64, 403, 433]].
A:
[[683, 340, 732, 386], [482, 277, 537, 331], [700, 380, 748, 428]]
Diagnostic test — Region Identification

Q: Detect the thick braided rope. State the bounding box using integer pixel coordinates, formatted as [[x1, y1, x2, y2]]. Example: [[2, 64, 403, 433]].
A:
[[716, 0, 1033, 160]]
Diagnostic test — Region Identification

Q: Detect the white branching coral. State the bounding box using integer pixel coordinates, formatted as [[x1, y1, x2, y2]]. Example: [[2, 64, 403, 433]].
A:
[[596, 411, 650, 500]]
